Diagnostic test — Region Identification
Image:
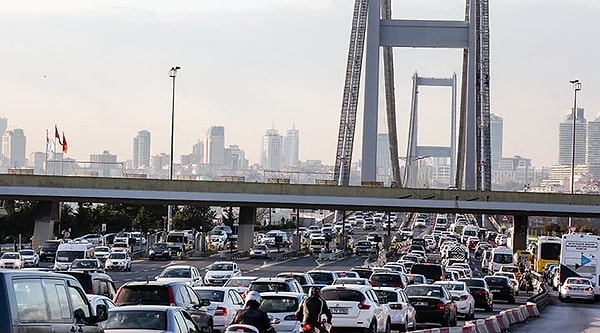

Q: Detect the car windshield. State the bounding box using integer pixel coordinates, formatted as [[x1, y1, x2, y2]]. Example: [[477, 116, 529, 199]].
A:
[[153, 244, 168, 250], [2, 253, 19, 259], [104, 310, 167, 330], [249, 282, 290, 293], [195, 289, 225, 302], [210, 263, 234, 271], [19, 250, 35, 256], [440, 283, 465, 291], [224, 278, 254, 288], [308, 272, 334, 283], [566, 278, 591, 285], [109, 253, 126, 259], [405, 286, 443, 298], [115, 286, 168, 306], [72, 260, 98, 268], [96, 247, 110, 252], [321, 289, 365, 302], [373, 290, 397, 303], [160, 268, 191, 278], [260, 296, 300, 313]]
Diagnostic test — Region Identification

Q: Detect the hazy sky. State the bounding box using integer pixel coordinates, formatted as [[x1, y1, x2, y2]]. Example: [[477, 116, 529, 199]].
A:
[[1, 0, 599, 168]]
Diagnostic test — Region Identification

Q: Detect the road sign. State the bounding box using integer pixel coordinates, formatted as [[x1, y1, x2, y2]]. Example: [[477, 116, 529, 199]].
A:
[[101, 223, 107, 232]]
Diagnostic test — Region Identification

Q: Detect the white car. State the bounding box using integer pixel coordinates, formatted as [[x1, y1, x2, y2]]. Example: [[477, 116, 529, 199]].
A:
[[156, 265, 204, 287], [105, 251, 131, 271], [249, 244, 270, 259], [373, 287, 417, 332], [193, 287, 245, 333], [0, 252, 23, 269], [321, 284, 390, 333], [259, 292, 306, 333], [223, 276, 259, 297], [434, 281, 475, 319], [18, 249, 40, 267], [94, 246, 111, 261], [559, 277, 596, 303], [204, 261, 242, 286]]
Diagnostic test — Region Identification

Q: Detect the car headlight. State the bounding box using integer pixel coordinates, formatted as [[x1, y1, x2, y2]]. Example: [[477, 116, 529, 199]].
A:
[[149, 249, 155, 255]]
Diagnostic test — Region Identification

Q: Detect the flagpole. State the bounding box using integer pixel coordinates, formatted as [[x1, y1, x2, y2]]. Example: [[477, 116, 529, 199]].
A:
[[45, 129, 49, 175]]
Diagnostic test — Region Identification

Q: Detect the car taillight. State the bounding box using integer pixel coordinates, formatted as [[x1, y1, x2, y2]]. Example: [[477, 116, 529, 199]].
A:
[[389, 303, 403, 310], [113, 288, 122, 303], [475, 289, 486, 295], [585, 287, 594, 292], [564, 286, 571, 291], [369, 280, 376, 286], [284, 314, 298, 321], [215, 306, 228, 316], [168, 287, 176, 306], [436, 302, 446, 310], [358, 301, 371, 309], [302, 324, 313, 331], [459, 295, 469, 301]]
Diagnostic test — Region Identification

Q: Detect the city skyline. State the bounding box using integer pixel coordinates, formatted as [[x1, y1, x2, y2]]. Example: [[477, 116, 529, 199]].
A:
[[1, 1, 600, 168]]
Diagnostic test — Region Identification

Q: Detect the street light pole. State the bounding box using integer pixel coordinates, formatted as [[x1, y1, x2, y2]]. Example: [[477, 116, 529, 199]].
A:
[[569, 79, 581, 230], [167, 66, 181, 233]]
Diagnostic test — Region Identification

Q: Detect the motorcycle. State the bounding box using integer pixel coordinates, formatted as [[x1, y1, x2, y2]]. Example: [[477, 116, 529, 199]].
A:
[[299, 320, 330, 333], [225, 324, 260, 333]]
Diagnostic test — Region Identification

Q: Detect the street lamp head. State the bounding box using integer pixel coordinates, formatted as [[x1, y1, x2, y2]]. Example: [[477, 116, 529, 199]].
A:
[[169, 66, 181, 77], [569, 79, 579, 84], [570, 79, 582, 91]]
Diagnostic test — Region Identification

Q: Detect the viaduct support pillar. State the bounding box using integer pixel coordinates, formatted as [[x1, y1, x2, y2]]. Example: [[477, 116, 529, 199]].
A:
[[512, 215, 528, 252], [237, 207, 256, 252], [32, 201, 61, 250]]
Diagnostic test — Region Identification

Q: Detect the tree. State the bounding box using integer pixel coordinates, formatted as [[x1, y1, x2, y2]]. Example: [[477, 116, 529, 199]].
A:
[[222, 207, 237, 228], [174, 204, 216, 232], [541, 223, 564, 236]]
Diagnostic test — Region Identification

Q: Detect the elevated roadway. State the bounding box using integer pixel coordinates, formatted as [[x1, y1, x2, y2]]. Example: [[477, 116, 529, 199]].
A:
[[0, 175, 600, 217]]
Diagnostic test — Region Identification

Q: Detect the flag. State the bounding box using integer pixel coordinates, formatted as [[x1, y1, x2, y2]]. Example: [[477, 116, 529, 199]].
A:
[[54, 125, 62, 145], [62, 132, 68, 153]]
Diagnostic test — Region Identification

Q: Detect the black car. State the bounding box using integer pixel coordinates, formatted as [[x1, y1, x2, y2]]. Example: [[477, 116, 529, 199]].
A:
[[350, 267, 374, 279], [405, 284, 458, 327], [114, 280, 213, 332], [458, 278, 494, 311], [148, 243, 171, 260], [58, 270, 117, 299], [410, 263, 446, 284], [484, 275, 516, 303], [38, 239, 63, 262]]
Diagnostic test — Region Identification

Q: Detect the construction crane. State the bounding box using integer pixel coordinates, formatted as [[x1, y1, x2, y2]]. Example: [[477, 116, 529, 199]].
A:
[[334, 0, 369, 186]]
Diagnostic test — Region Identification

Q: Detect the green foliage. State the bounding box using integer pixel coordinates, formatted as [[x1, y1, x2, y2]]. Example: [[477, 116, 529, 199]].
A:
[[173, 204, 217, 232], [222, 207, 237, 229], [541, 223, 564, 236]]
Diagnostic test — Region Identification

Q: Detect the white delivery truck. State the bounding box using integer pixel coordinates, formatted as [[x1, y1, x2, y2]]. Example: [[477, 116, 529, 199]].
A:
[[54, 241, 95, 271], [560, 233, 600, 289]]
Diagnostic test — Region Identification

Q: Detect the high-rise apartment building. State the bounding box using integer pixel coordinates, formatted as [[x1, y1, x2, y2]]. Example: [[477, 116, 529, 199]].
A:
[[133, 130, 151, 169], [29, 151, 46, 174], [587, 112, 600, 164], [261, 128, 283, 171], [90, 150, 119, 177], [2, 128, 26, 168], [205, 126, 225, 166], [559, 108, 586, 165], [225, 144, 248, 170], [490, 113, 503, 170], [282, 126, 299, 168]]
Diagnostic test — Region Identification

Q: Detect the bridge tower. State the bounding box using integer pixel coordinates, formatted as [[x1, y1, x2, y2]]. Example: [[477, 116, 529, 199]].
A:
[[334, 0, 491, 191]]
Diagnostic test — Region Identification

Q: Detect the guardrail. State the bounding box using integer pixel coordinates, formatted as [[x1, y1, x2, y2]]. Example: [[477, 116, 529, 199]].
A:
[[526, 272, 551, 309]]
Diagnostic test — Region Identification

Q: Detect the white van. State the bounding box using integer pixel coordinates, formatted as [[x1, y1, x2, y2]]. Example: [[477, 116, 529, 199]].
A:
[[488, 246, 513, 272], [310, 236, 327, 254], [461, 225, 479, 243], [54, 242, 95, 271]]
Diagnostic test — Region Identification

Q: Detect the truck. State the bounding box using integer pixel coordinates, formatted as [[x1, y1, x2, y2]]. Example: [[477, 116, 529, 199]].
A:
[[166, 230, 195, 259], [559, 233, 600, 290], [54, 241, 95, 271]]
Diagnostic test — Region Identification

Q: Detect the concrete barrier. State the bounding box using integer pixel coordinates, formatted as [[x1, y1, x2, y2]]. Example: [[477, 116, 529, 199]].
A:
[[473, 319, 489, 333], [483, 317, 501, 333], [493, 314, 510, 332], [524, 302, 540, 318]]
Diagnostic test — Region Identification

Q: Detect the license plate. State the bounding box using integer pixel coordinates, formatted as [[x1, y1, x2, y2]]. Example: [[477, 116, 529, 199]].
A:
[[331, 308, 348, 314], [414, 302, 429, 307], [491, 289, 500, 293]]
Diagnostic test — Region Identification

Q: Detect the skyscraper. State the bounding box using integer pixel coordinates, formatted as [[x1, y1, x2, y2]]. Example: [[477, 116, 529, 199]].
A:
[[90, 150, 119, 177], [587, 112, 600, 164], [205, 126, 225, 166], [559, 108, 586, 165], [2, 128, 27, 168], [490, 113, 503, 170], [225, 144, 248, 170], [282, 125, 299, 168], [261, 128, 283, 171], [133, 130, 151, 169]]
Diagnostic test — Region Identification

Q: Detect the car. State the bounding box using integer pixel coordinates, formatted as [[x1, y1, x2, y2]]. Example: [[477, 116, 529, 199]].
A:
[[59, 270, 117, 298], [101, 305, 201, 332], [369, 272, 408, 288], [223, 276, 259, 297], [38, 239, 63, 262], [406, 274, 427, 285], [559, 277, 595, 303], [449, 263, 473, 278], [193, 287, 245, 333], [332, 277, 371, 286], [409, 263, 446, 284], [87, 294, 116, 316], [94, 246, 111, 261], [354, 241, 377, 255], [249, 244, 270, 259], [307, 270, 337, 285], [104, 251, 132, 271], [404, 284, 458, 327], [458, 278, 493, 311], [204, 261, 242, 286], [0, 251, 23, 269], [276, 272, 315, 286], [148, 242, 172, 260], [434, 281, 475, 320], [498, 265, 521, 281], [248, 277, 303, 294], [70, 258, 105, 273], [156, 265, 204, 287], [484, 275, 515, 304], [259, 292, 307, 333], [75, 233, 104, 245], [18, 249, 39, 267], [494, 272, 519, 295], [350, 267, 375, 279], [321, 284, 390, 333], [333, 271, 359, 279], [383, 263, 407, 274], [113, 280, 213, 331], [373, 287, 417, 332]]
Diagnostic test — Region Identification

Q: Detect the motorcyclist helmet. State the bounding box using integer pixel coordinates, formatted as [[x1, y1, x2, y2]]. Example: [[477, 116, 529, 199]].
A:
[[245, 291, 262, 305]]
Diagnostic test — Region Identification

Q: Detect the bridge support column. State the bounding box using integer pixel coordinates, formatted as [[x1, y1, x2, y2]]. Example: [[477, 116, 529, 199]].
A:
[[32, 201, 60, 250], [237, 207, 256, 251], [512, 215, 528, 251]]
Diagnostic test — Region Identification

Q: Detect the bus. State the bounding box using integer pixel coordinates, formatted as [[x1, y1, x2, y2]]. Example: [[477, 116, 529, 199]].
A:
[[560, 233, 600, 287], [534, 236, 562, 273]]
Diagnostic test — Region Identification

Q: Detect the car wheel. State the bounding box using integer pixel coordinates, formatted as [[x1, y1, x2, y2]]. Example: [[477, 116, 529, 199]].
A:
[[559, 294, 564, 302], [509, 297, 516, 304], [441, 315, 450, 327], [385, 319, 391, 333], [485, 303, 493, 312], [366, 320, 376, 333]]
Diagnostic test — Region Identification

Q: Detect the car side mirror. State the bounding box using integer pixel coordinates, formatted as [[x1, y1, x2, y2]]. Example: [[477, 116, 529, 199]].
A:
[[201, 298, 211, 307], [94, 304, 109, 322]]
